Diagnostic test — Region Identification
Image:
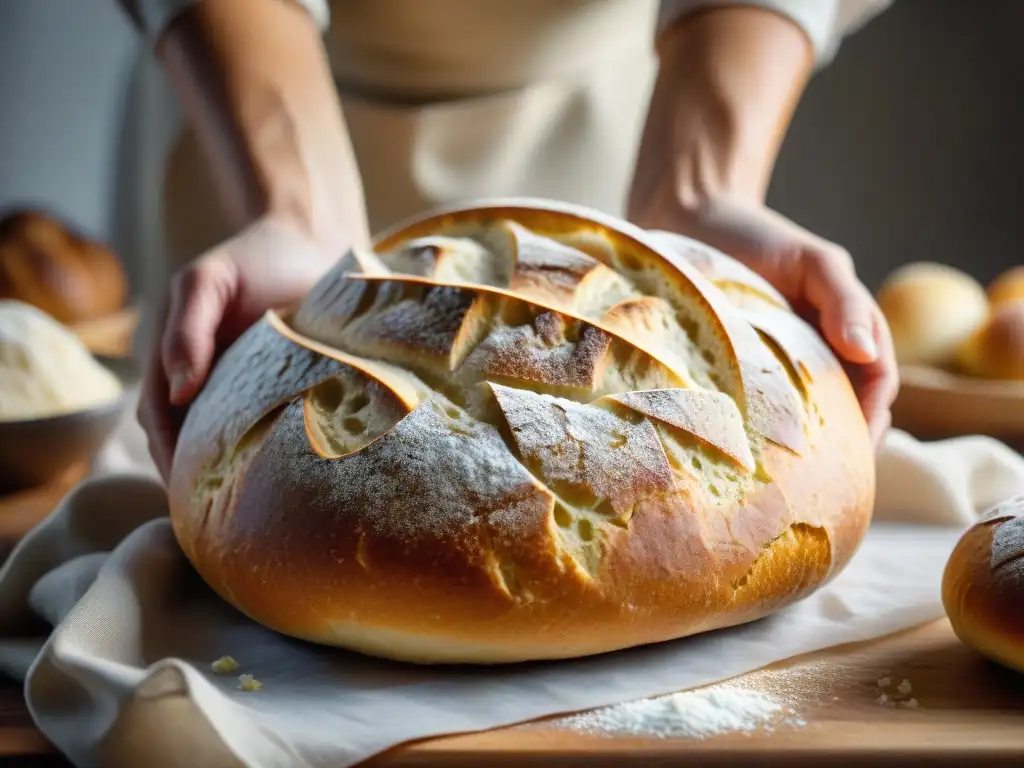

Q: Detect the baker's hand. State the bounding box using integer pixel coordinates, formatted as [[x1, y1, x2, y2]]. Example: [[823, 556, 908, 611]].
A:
[[628, 193, 898, 446], [624, 6, 897, 445], [138, 216, 339, 481]]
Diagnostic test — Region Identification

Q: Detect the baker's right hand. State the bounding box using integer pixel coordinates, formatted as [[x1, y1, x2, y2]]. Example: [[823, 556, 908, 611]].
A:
[[138, 216, 340, 481]]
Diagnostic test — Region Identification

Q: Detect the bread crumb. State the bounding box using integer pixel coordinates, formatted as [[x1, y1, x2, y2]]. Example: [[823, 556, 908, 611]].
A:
[[238, 674, 263, 692], [877, 677, 892, 688], [896, 679, 912, 695], [900, 698, 919, 709], [877, 693, 889, 706], [211, 656, 239, 675]]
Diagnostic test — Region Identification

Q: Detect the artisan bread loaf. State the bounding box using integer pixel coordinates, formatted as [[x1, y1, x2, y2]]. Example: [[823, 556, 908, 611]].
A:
[[0, 210, 127, 324], [943, 495, 1024, 673], [0, 300, 122, 421], [169, 200, 875, 664]]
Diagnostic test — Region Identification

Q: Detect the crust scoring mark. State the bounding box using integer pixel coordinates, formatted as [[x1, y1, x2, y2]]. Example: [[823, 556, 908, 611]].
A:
[[303, 372, 409, 460], [488, 383, 678, 581], [260, 217, 822, 583], [731, 522, 832, 597], [989, 505, 1024, 573]]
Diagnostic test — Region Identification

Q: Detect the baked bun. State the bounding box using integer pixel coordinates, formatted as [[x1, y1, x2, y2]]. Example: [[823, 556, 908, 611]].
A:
[[957, 300, 1024, 381], [876, 262, 989, 367], [0, 209, 128, 324], [169, 199, 875, 665], [987, 265, 1024, 308], [942, 495, 1024, 673]]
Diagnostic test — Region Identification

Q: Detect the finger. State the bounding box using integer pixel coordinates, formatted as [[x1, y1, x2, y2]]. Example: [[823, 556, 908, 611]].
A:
[[136, 306, 176, 482], [861, 375, 893, 444], [870, 410, 892, 449], [138, 369, 174, 482], [851, 311, 900, 444], [161, 259, 235, 406], [800, 249, 879, 365]]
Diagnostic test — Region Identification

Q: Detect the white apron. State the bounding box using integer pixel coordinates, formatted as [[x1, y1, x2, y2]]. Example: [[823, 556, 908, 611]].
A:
[[124, 0, 891, 348], [157, 0, 660, 283]]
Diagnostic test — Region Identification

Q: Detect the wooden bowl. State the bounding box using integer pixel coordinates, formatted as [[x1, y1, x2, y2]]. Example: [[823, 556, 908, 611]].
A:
[[0, 394, 127, 494], [0, 301, 139, 495], [892, 364, 1024, 448]]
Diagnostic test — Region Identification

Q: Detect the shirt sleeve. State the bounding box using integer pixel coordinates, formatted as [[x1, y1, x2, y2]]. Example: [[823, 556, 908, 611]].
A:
[[656, 0, 893, 66], [118, 0, 330, 42]]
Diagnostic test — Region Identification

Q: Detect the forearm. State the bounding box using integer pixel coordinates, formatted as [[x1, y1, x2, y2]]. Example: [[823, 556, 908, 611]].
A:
[[649, 6, 814, 207], [158, 0, 368, 252]]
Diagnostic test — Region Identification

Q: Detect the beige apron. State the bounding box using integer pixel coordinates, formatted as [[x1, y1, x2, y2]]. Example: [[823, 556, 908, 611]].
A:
[[160, 0, 660, 274]]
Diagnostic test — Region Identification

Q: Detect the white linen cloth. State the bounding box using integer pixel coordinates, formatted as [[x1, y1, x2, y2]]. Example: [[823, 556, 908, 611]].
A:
[[1, 384, 1023, 768]]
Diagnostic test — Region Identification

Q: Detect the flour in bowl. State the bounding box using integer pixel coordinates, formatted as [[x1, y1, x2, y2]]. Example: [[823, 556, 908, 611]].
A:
[[0, 300, 122, 420], [557, 686, 803, 739]]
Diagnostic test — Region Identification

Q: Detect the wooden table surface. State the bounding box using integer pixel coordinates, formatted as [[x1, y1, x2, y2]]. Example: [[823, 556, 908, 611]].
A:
[[2, 473, 1023, 767]]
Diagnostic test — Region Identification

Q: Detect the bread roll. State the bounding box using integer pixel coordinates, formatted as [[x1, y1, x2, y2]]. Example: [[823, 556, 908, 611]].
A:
[[987, 265, 1024, 308], [0, 300, 122, 421], [169, 200, 875, 665], [957, 300, 1024, 381], [876, 262, 989, 367], [942, 495, 1024, 673], [0, 210, 128, 324]]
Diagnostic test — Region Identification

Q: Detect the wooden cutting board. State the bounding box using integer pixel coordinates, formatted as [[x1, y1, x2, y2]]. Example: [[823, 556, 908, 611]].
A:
[[1, 477, 1023, 766]]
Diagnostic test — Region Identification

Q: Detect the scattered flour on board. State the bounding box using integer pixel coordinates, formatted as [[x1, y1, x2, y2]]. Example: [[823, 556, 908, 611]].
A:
[[557, 687, 805, 740]]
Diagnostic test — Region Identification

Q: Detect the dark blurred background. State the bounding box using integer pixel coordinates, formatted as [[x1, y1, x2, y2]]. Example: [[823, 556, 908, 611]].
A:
[[770, 0, 1024, 290], [1, 0, 1021, 295]]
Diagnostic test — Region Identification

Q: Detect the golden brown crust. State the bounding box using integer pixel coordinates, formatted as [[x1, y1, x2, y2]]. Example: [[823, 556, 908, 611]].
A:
[[0, 210, 127, 324], [958, 300, 1024, 381], [645, 229, 790, 310], [987, 266, 1024, 308], [377, 204, 807, 453], [942, 495, 1024, 673], [169, 198, 875, 664]]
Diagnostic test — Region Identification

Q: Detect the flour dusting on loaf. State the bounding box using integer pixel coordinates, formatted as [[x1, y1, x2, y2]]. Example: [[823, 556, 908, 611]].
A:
[[169, 199, 875, 665]]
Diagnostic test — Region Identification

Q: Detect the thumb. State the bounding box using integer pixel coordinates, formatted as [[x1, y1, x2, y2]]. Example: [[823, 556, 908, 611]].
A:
[[161, 258, 236, 405]]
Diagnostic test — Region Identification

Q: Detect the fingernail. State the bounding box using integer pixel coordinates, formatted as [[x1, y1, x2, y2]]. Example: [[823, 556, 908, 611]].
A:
[[846, 325, 877, 359]]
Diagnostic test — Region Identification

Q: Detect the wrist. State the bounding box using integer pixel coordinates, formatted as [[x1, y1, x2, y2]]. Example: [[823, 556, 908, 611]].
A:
[[160, 0, 369, 260], [653, 7, 813, 206], [234, 68, 369, 258]]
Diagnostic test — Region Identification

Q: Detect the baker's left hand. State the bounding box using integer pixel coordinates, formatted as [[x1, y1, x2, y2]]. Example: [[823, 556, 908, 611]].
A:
[[628, 191, 898, 446]]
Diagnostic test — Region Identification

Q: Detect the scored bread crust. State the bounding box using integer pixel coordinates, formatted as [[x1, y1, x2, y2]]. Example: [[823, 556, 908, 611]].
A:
[[942, 495, 1024, 673], [169, 199, 875, 664]]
